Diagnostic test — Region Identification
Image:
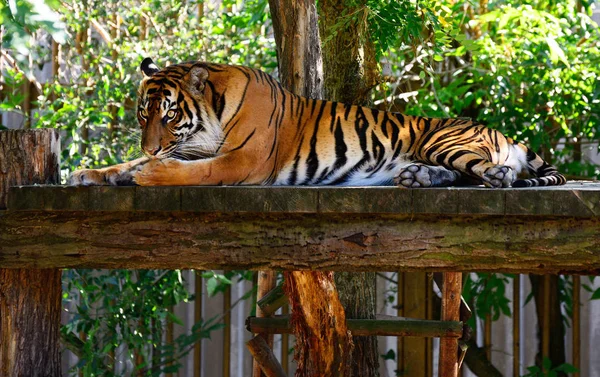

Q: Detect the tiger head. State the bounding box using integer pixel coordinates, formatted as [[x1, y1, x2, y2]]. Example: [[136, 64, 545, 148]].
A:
[[137, 57, 223, 160]]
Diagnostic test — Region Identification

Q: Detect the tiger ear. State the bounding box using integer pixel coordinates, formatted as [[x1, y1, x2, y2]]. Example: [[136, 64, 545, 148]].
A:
[[140, 57, 160, 77], [186, 66, 209, 95]]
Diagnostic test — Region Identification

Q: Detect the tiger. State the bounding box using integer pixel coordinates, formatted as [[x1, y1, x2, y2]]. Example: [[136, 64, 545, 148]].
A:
[[68, 57, 566, 188]]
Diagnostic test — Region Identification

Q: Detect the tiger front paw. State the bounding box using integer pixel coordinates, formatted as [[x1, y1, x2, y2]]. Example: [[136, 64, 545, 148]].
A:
[[68, 167, 136, 186], [133, 158, 183, 186]]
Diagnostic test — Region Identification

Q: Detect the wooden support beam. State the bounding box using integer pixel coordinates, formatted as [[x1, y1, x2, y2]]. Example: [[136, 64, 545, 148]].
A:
[[2, 185, 600, 274], [253, 271, 277, 377], [246, 315, 462, 338], [246, 336, 287, 377], [257, 283, 287, 318], [439, 272, 462, 377], [573, 275, 580, 377], [0, 129, 61, 377]]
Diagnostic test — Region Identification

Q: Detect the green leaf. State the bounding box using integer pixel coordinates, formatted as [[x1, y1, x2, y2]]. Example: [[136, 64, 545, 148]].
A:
[[545, 37, 569, 67]]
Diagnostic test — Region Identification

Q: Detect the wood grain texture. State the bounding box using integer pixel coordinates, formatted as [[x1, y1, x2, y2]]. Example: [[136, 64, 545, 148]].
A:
[[0, 129, 60, 209], [284, 271, 352, 377], [7, 183, 600, 216], [0, 129, 61, 377], [439, 272, 462, 377], [1, 211, 599, 273]]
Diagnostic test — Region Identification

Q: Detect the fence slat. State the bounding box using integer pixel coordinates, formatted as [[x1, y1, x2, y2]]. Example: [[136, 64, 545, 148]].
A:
[[573, 275, 580, 377], [404, 272, 428, 377], [194, 271, 203, 377], [223, 284, 231, 377], [513, 275, 521, 377]]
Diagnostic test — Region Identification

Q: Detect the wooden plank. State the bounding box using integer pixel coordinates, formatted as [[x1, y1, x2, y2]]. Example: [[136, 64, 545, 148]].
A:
[[246, 315, 463, 337], [1, 210, 600, 273], [223, 284, 231, 377], [0, 209, 600, 275], [194, 271, 202, 377], [426, 274, 434, 377], [439, 272, 462, 377], [397, 272, 405, 375], [404, 272, 428, 377], [513, 275, 521, 377], [7, 183, 600, 216], [542, 275, 551, 361], [572, 275, 580, 377]]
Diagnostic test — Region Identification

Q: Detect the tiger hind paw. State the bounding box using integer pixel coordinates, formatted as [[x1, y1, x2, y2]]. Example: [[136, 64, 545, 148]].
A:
[[483, 165, 515, 188], [394, 164, 460, 188]]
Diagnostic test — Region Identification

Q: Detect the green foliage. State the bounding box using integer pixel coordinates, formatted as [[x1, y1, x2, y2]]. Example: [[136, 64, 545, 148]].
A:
[[28, 0, 276, 176], [521, 358, 578, 377], [462, 273, 512, 328], [0, 0, 66, 61], [61, 269, 254, 375], [383, 0, 600, 178]]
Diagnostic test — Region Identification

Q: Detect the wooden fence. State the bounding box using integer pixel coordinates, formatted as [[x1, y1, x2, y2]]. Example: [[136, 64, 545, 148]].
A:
[[60, 271, 596, 377]]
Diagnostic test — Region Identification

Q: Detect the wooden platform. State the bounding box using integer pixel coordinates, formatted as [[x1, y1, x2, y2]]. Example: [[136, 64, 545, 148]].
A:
[[1, 182, 599, 273]]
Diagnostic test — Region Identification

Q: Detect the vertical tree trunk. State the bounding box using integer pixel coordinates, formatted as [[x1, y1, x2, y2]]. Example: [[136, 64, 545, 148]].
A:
[[0, 129, 62, 377], [270, 2, 353, 376], [269, 0, 323, 99], [318, 0, 379, 106], [318, 2, 380, 376]]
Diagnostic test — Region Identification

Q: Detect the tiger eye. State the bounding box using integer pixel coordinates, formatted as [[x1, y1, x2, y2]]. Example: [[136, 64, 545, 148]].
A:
[[167, 109, 176, 119], [139, 108, 148, 118]]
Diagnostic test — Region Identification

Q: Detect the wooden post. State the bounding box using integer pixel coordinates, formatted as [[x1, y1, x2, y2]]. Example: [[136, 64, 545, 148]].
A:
[[253, 271, 277, 377], [0, 129, 62, 377], [247, 336, 287, 377], [223, 284, 231, 377], [438, 272, 462, 377], [513, 275, 521, 377], [194, 271, 203, 377], [572, 275, 580, 377], [404, 272, 429, 377], [397, 272, 405, 375]]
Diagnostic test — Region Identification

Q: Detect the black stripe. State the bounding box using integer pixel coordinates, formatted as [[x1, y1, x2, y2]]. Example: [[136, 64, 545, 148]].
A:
[[302, 101, 327, 184], [287, 136, 305, 185], [229, 129, 256, 152]]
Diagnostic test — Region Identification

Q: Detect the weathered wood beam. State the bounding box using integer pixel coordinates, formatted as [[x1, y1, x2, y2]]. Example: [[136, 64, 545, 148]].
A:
[[246, 314, 463, 338], [246, 336, 287, 377], [257, 283, 287, 317], [1, 208, 599, 274]]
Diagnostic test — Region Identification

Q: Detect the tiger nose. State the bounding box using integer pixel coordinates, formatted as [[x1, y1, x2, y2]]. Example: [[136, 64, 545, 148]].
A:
[[145, 146, 162, 156]]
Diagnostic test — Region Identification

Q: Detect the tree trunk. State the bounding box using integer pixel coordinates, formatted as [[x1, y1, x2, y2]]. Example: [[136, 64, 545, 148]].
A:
[[318, 2, 381, 375], [0, 129, 62, 377], [270, 0, 323, 99], [334, 272, 379, 376], [270, 1, 354, 376], [318, 0, 379, 105]]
